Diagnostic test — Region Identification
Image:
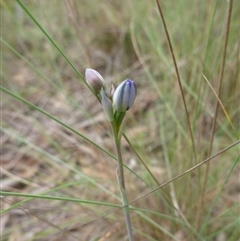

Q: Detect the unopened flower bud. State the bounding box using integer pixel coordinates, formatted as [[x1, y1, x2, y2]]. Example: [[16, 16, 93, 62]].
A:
[[85, 68, 106, 93], [113, 79, 137, 112]]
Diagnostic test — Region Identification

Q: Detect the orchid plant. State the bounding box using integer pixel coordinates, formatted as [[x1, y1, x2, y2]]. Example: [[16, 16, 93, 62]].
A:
[[85, 68, 137, 241]]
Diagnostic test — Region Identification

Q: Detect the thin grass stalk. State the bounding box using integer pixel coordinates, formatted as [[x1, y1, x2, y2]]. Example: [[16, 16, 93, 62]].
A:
[[1, 86, 115, 159], [64, 0, 92, 66], [158, 114, 193, 231], [202, 74, 239, 138], [1, 86, 152, 192], [15, 0, 91, 90], [123, 132, 191, 226], [197, 0, 234, 229], [155, 0, 197, 164], [0, 192, 120, 211], [128, 140, 240, 206], [123, 133, 160, 186], [199, 154, 240, 234], [193, 0, 218, 147]]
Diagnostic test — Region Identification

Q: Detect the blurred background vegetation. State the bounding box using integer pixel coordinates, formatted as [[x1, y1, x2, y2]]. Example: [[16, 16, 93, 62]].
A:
[[2, 0, 239, 240]]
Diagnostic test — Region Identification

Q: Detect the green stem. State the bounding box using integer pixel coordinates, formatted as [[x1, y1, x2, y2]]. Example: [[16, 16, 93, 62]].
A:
[[111, 121, 134, 241]]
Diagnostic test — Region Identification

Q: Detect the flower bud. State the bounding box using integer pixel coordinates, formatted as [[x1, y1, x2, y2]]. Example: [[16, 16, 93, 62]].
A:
[[85, 68, 106, 93], [113, 79, 137, 112]]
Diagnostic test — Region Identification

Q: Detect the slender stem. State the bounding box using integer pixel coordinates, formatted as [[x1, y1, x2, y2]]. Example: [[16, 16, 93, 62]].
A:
[[155, 0, 197, 164], [197, 0, 233, 229], [111, 122, 134, 241]]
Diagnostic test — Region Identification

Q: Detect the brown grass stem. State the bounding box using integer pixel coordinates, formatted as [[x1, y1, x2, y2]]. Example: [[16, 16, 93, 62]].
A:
[[155, 0, 197, 164], [197, 0, 234, 229]]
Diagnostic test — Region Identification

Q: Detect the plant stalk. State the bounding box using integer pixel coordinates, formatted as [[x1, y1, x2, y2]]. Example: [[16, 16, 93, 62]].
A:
[[111, 122, 134, 241]]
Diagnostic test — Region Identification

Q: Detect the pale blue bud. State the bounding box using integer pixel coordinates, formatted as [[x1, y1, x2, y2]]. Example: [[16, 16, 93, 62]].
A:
[[113, 79, 137, 112], [85, 68, 106, 93]]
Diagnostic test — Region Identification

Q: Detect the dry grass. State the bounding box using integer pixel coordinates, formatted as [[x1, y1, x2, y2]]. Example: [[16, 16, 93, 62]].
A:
[[1, 0, 239, 240]]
